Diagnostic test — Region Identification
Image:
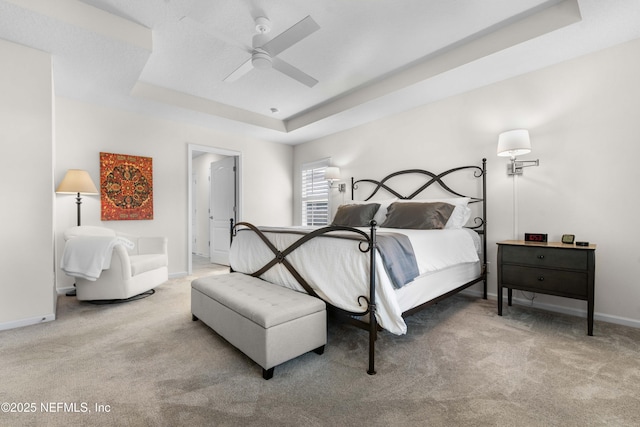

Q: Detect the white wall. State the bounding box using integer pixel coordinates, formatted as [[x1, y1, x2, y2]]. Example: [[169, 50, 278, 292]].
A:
[[294, 37, 640, 328], [55, 97, 293, 289], [0, 40, 55, 329]]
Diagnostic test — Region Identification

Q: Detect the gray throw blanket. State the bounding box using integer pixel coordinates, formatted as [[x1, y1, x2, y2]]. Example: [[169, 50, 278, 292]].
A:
[[242, 226, 420, 289], [375, 233, 420, 289]]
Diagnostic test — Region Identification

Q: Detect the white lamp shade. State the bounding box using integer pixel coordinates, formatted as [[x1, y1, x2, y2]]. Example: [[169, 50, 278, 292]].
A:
[[324, 166, 340, 181], [497, 129, 531, 157], [56, 169, 99, 194]]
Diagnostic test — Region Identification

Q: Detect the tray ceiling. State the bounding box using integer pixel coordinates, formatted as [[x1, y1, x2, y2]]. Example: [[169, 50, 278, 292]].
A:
[[1, 0, 640, 144]]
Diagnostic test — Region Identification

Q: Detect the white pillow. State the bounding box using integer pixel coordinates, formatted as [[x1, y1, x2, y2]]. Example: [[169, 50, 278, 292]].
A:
[[397, 198, 471, 229], [347, 198, 397, 225]]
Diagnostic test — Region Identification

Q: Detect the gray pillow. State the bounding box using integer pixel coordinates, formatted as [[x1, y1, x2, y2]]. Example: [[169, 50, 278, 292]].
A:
[[332, 203, 381, 227], [380, 202, 455, 229]]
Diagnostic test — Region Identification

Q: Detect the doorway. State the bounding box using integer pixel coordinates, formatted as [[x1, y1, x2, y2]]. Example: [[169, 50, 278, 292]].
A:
[[188, 144, 241, 275]]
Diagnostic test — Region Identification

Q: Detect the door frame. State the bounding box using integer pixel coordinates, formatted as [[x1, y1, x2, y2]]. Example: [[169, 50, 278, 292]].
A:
[[187, 144, 242, 275]]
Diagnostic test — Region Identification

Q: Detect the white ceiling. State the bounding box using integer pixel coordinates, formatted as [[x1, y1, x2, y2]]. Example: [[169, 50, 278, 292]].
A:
[[1, 0, 640, 144]]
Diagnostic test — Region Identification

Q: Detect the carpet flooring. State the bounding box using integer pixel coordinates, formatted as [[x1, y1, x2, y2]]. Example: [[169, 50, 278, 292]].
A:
[[1, 268, 639, 426]]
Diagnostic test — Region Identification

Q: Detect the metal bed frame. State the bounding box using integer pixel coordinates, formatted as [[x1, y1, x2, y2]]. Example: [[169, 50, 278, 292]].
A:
[[230, 159, 487, 375]]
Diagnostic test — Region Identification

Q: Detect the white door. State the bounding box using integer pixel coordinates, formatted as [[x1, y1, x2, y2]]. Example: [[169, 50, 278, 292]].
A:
[[192, 173, 197, 251], [209, 156, 237, 265]]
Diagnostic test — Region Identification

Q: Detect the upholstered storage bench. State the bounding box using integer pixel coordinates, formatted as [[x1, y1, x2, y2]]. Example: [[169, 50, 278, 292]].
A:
[[191, 273, 327, 379]]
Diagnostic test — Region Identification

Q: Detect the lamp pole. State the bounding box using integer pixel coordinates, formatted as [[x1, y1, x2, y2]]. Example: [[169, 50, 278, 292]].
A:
[[75, 192, 82, 226]]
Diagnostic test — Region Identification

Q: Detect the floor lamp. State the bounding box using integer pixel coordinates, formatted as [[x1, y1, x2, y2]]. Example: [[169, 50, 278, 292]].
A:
[[56, 169, 99, 226], [56, 169, 99, 296]]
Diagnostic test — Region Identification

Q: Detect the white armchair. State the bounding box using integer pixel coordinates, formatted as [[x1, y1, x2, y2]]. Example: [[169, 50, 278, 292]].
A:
[[62, 226, 168, 301]]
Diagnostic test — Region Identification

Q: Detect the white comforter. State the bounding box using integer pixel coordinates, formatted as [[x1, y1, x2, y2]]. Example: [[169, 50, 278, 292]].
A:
[[229, 226, 479, 335]]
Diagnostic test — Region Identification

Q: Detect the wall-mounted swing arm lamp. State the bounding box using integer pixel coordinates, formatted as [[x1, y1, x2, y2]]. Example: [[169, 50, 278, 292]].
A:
[[497, 129, 539, 175], [324, 166, 346, 192], [56, 169, 99, 226]]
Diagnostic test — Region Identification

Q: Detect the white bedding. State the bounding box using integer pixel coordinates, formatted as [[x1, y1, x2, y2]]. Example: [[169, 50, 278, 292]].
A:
[[229, 226, 480, 335]]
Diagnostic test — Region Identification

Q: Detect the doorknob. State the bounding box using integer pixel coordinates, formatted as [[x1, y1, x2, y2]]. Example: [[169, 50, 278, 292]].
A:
[[209, 216, 213, 219]]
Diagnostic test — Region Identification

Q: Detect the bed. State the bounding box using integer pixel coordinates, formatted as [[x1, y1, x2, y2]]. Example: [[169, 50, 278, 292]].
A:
[[228, 159, 487, 374]]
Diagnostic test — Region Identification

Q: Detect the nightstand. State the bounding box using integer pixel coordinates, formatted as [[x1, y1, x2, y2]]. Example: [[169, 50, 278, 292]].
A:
[[496, 240, 596, 335]]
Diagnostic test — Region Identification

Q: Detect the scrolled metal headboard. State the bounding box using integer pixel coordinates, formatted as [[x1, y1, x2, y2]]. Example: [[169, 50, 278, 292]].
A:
[[351, 158, 487, 233]]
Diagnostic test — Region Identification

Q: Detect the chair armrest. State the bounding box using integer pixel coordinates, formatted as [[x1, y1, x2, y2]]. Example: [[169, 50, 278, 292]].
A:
[[110, 244, 133, 280]]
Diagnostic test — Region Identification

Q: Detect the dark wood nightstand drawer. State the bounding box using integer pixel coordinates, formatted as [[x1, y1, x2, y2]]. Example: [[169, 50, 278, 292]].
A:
[[501, 245, 587, 270], [502, 265, 588, 298], [497, 240, 596, 335]]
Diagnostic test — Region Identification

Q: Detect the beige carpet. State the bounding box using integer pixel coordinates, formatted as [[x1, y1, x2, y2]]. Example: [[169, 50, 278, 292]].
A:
[[1, 268, 640, 427]]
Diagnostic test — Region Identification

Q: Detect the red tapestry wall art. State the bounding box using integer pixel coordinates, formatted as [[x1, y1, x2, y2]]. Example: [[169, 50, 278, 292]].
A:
[[100, 152, 153, 220]]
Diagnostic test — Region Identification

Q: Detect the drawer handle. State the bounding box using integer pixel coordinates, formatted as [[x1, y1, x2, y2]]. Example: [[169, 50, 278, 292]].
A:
[[538, 276, 545, 281], [537, 255, 545, 259]]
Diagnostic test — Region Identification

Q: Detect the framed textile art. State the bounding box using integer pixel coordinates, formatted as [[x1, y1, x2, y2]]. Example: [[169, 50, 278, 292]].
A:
[[100, 152, 153, 220]]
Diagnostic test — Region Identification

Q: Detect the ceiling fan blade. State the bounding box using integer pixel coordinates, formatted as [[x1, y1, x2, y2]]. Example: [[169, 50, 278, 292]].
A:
[[272, 58, 318, 88], [261, 15, 320, 57], [223, 58, 254, 82]]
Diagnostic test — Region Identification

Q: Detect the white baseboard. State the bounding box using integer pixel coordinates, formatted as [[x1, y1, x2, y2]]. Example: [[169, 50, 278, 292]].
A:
[[0, 313, 55, 331], [463, 288, 640, 329]]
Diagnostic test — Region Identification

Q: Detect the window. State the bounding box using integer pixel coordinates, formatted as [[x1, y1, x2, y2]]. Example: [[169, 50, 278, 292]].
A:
[[301, 159, 331, 226]]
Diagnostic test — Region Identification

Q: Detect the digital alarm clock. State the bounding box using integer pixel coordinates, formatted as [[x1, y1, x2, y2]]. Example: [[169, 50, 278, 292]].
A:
[[524, 233, 548, 243]]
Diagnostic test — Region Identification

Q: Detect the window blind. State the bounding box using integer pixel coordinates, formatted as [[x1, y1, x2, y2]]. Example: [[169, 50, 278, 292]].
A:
[[301, 160, 330, 226]]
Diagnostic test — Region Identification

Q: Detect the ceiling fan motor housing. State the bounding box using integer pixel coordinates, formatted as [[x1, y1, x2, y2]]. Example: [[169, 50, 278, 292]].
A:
[[252, 50, 272, 69]]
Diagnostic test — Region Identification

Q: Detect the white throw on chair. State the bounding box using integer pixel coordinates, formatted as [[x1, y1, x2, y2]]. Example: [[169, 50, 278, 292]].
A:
[[61, 226, 168, 301]]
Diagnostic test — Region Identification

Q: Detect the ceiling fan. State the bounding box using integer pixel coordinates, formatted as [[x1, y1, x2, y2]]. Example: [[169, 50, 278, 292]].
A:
[[225, 15, 320, 87]]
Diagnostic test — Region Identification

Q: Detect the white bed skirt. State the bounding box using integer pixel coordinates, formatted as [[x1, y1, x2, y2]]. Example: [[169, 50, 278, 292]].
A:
[[395, 261, 481, 313]]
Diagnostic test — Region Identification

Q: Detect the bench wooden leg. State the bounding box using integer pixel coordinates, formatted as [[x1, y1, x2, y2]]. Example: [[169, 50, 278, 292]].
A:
[[263, 367, 274, 380], [313, 345, 325, 355]]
